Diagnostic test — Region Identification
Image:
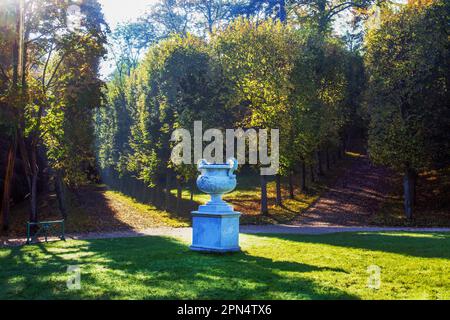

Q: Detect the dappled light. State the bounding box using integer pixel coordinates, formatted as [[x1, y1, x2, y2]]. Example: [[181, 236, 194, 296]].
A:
[[1, 232, 449, 299]]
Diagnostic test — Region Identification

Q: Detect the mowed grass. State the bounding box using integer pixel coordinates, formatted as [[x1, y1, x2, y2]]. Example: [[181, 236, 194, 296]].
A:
[[1, 232, 449, 299]]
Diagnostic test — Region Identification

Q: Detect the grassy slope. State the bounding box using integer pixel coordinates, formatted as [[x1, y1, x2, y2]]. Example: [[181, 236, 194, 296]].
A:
[[1, 231, 449, 299]]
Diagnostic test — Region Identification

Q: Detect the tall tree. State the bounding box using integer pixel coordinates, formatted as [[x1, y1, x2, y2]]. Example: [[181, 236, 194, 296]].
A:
[[0, 0, 108, 225], [365, 0, 450, 218]]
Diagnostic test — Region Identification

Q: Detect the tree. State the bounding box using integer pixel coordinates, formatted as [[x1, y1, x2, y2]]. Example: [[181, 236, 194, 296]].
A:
[[124, 34, 229, 209], [212, 19, 295, 212], [110, 20, 157, 77], [0, 0, 108, 227], [146, 0, 194, 37], [0, 0, 25, 229], [365, 0, 450, 218], [188, 0, 236, 34]]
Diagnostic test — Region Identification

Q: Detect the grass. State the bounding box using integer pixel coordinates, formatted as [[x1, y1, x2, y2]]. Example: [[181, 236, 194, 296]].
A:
[[1, 231, 449, 299]]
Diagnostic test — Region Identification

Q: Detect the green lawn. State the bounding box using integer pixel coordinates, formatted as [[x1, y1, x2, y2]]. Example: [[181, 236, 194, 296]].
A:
[[1, 231, 449, 299]]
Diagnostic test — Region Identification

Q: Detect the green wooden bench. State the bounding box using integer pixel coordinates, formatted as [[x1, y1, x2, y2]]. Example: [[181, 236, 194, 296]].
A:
[[26, 219, 66, 244]]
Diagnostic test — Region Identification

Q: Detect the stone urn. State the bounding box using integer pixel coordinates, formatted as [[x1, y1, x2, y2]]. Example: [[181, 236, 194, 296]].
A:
[[190, 158, 241, 252], [196, 158, 238, 213]]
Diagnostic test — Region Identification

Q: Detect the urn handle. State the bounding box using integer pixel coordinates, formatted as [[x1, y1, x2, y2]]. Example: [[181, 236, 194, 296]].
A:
[[227, 157, 238, 178], [197, 159, 208, 171]]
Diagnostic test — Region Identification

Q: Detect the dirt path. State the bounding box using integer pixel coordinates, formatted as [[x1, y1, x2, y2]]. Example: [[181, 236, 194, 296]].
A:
[[294, 154, 395, 227]]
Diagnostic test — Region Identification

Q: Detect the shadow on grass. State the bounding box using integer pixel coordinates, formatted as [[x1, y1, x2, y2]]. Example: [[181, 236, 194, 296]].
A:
[[247, 232, 450, 260], [0, 236, 356, 300]]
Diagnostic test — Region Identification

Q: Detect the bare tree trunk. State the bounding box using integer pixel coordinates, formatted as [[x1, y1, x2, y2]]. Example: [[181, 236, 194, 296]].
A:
[[176, 178, 182, 214], [275, 174, 282, 206], [288, 172, 294, 199], [310, 164, 316, 183], [1, 1, 21, 230], [403, 167, 417, 220], [17, 132, 31, 191], [29, 141, 39, 223], [30, 173, 38, 223], [164, 171, 171, 211], [299, 161, 306, 192], [260, 175, 268, 215], [326, 147, 330, 170], [1, 133, 18, 230], [156, 183, 163, 208], [54, 169, 67, 219], [190, 179, 194, 201], [317, 150, 324, 176], [150, 187, 156, 205]]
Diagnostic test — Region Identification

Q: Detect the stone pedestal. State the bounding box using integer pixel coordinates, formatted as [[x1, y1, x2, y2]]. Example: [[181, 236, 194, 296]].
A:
[[191, 209, 240, 253]]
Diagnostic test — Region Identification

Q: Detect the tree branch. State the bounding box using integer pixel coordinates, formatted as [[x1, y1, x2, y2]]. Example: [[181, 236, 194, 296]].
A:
[[42, 44, 54, 91]]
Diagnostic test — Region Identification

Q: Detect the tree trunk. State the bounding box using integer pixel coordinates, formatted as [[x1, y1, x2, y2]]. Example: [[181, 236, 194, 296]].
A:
[[54, 170, 67, 219], [275, 174, 282, 206], [1, 134, 18, 230], [403, 168, 417, 220], [156, 183, 163, 208], [29, 130, 40, 223], [310, 164, 316, 183], [176, 178, 182, 214], [288, 172, 294, 199], [342, 134, 348, 157], [164, 171, 171, 211], [317, 150, 324, 176], [17, 132, 31, 192], [299, 162, 306, 192], [150, 187, 156, 205], [260, 175, 268, 215], [326, 148, 330, 170], [1, 1, 21, 230], [30, 172, 38, 223], [190, 180, 194, 201]]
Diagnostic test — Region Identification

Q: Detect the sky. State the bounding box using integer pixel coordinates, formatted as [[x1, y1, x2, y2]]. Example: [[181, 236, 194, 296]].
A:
[[98, 0, 156, 29], [98, 0, 158, 77]]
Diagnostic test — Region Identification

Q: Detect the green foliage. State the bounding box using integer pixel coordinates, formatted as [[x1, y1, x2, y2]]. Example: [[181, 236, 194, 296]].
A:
[[290, 27, 354, 167], [96, 18, 363, 186], [365, 0, 450, 172], [40, 0, 108, 186], [97, 34, 231, 186]]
